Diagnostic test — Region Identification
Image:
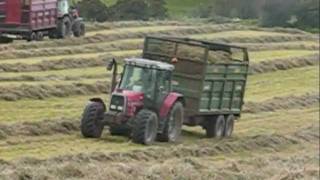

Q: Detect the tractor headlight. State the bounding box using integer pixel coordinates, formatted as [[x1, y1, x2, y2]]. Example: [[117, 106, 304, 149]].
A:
[[117, 106, 123, 111], [109, 94, 126, 112]]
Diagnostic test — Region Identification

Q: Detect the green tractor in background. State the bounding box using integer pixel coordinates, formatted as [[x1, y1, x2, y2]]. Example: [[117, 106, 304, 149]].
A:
[[54, 0, 86, 39]]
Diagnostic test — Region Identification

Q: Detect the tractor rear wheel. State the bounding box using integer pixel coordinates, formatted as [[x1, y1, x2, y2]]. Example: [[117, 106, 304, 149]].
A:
[[109, 124, 131, 136], [81, 101, 105, 138], [224, 115, 235, 137], [205, 115, 225, 138], [57, 17, 72, 39], [158, 102, 184, 142], [132, 109, 158, 145]]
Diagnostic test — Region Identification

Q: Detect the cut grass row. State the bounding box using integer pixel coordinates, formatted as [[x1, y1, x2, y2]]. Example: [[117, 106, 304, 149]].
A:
[[1, 25, 315, 56], [0, 106, 317, 161], [0, 50, 317, 83], [0, 36, 317, 65], [0, 65, 317, 124]]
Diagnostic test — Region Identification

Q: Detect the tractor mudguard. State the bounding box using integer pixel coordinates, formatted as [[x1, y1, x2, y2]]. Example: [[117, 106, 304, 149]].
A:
[[89, 98, 106, 111], [159, 92, 184, 119]]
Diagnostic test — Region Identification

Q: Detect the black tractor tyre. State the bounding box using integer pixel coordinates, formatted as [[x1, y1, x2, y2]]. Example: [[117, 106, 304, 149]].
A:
[[109, 124, 131, 137], [73, 21, 86, 37], [27, 32, 37, 42], [36, 32, 44, 41], [224, 115, 235, 137], [81, 101, 105, 138], [57, 17, 72, 39], [132, 109, 158, 145], [205, 115, 225, 138], [0, 37, 13, 43], [158, 102, 184, 142]]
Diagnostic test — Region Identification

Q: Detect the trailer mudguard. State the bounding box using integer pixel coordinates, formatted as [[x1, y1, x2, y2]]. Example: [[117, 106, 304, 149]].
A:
[[159, 92, 184, 119]]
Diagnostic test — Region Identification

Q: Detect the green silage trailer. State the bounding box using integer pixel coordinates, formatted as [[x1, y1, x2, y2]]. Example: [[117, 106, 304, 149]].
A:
[[142, 36, 250, 138]]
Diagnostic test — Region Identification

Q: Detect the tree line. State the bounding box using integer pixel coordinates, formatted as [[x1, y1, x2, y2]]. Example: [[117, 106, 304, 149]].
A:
[[74, 0, 319, 30], [199, 0, 319, 30], [74, 0, 167, 22]]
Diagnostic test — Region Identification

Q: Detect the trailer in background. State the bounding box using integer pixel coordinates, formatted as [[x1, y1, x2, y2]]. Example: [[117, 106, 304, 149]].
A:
[[0, 0, 85, 43]]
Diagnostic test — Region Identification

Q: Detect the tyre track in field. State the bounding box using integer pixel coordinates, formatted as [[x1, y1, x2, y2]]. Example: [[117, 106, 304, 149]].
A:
[[0, 124, 317, 180], [0, 92, 317, 139]]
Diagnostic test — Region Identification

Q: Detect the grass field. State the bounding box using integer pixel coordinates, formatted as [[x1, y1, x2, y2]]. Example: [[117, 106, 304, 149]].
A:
[[0, 20, 318, 179]]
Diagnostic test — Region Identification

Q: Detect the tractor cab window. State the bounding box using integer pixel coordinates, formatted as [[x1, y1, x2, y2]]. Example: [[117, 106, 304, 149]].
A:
[[58, 0, 69, 15], [21, 0, 30, 9], [120, 65, 156, 99]]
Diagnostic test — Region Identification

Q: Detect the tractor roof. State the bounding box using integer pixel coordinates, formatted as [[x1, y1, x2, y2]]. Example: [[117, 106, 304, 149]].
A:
[[124, 58, 174, 71]]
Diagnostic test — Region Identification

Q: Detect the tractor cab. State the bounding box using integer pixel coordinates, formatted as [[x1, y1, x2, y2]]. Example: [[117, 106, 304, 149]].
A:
[[117, 58, 174, 109]]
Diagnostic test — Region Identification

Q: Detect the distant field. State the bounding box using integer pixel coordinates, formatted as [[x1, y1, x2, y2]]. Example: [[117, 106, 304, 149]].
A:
[[72, 0, 211, 18]]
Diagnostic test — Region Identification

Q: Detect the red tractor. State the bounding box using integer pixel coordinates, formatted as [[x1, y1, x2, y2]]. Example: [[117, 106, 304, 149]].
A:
[[81, 58, 185, 145], [0, 0, 85, 43], [80, 36, 249, 145]]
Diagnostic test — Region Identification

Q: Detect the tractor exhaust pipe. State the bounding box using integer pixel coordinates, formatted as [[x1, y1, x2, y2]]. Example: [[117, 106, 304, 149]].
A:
[[107, 58, 118, 92]]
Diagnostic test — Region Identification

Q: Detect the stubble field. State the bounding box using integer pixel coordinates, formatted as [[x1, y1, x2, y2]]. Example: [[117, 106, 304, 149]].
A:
[[0, 20, 319, 179]]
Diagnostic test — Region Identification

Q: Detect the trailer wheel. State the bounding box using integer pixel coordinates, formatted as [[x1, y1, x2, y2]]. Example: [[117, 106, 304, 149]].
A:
[[27, 32, 37, 42], [132, 109, 158, 145], [205, 115, 225, 138], [109, 124, 131, 136], [0, 37, 13, 43], [36, 32, 44, 41], [81, 101, 105, 138], [224, 115, 235, 137], [158, 102, 184, 142]]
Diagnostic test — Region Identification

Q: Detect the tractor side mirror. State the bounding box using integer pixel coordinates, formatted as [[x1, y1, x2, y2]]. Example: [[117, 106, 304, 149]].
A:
[[107, 58, 116, 71]]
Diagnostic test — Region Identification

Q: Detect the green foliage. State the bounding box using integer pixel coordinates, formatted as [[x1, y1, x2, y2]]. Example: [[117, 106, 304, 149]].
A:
[[76, 0, 110, 22], [195, 0, 319, 29], [75, 0, 167, 21]]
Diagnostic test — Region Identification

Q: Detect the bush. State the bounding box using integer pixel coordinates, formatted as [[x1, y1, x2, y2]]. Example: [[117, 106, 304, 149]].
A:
[[76, 0, 110, 22], [76, 0, 167, 21]]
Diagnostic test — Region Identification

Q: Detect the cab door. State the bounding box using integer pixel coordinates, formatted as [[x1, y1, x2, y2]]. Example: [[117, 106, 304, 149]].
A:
[[5, 0, 21, 24]]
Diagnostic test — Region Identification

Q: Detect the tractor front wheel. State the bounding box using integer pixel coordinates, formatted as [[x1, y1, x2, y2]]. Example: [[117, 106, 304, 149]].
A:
[[132, 109, 158, 145], [158, 102, 184, 142], [81, 101, 105, 138]]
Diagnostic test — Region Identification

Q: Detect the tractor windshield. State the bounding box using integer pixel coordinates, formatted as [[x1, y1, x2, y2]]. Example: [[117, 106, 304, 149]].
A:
[[120, 65, 156, 99]]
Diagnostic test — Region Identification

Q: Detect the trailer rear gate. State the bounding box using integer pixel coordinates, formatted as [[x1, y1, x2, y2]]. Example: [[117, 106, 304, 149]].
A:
[[143, 36, 249, 117], [0, 0, 57, 32]]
